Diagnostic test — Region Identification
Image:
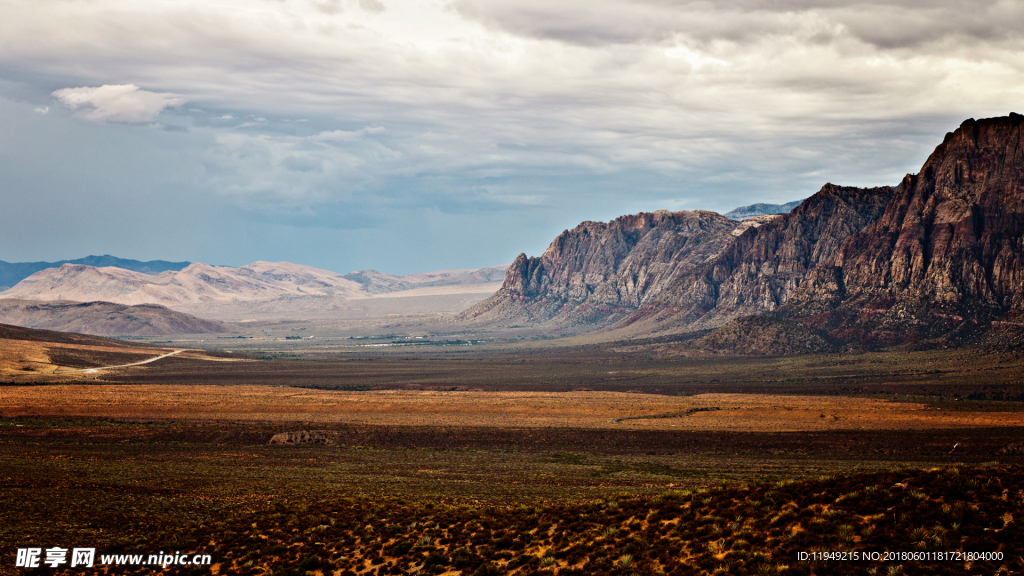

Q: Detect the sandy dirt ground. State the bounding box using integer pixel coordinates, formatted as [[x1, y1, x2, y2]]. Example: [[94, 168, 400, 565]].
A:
[[2, 386, 1023, 431]]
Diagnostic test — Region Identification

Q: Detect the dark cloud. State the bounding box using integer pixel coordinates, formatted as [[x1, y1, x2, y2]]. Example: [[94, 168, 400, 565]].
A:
[[452, 0, 1024, 49]]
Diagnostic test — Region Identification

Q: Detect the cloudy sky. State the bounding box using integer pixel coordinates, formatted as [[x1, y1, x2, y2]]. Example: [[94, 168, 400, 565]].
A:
[[1, 0, 1022, 274]]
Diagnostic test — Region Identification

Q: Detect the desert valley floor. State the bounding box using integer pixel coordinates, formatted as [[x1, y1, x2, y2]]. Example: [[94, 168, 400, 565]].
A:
[[2, 333, 1023, 575]]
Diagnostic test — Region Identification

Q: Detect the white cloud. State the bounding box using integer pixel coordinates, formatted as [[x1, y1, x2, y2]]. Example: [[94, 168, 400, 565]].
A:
[[313, 130, 362, 142], [312, 127, 386, 142], [33, 106, 48, 114], [52, 84, 185, 123]]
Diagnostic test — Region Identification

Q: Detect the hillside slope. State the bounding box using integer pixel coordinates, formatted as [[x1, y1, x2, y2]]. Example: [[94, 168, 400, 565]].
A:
[[0, 321, 172, 376], [0, 299, 230, 336]]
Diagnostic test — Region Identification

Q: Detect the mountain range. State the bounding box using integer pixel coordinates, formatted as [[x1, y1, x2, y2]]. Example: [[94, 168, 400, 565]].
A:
[[0, 255, 190, 291], [460, 113, 1024, 352], [2, 261, 365, 308], [342, 266, 508, 295], [0, 261, 509, 324]]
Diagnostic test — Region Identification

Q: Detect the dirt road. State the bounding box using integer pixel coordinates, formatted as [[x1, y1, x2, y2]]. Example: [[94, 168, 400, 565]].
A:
[[51, 350, 183, 374]]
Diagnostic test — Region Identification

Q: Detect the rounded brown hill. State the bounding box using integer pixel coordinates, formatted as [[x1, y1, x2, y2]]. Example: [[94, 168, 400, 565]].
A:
[[0, 299, 229, 336]]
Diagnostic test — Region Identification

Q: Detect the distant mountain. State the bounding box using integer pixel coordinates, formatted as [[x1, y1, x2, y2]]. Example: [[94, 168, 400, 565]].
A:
[[1, 261, 510, 321], [723, 200, 803, 220], [0, 255, 190, 291], [462, 189, 889, 334], [344, 265, 508, 295], [0, 299, 230, 336], [0, 261, 365, 312]]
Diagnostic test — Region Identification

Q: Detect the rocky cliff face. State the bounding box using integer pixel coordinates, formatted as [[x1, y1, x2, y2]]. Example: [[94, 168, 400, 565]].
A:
[[763, 113, 1024, 349], [835, 114, 1024, 308], [613, 183, 894, 333], [458, 210, 737, 327]]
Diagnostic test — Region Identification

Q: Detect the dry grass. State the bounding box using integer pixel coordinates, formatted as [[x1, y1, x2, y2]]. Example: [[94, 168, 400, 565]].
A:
[[0, 338, 246, 379], [0, 338, 53, 373], [6, 462, 1019, 576], [0, 338, 163, 375], [3, 386, 1023, 431]]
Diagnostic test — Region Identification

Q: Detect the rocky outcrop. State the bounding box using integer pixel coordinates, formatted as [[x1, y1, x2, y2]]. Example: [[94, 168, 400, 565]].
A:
[[701, 113, 1024, 352], [616, 183, 894, 334], [764, 114, 1024, 348], [269, 430, 340, 445], [835, 114, 1024, 309], [457, 210, 738, 327], [730, 214, 782, 237]]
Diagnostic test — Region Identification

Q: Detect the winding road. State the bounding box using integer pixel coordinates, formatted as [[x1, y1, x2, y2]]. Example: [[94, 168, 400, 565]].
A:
[[51, 350, 184, 375]]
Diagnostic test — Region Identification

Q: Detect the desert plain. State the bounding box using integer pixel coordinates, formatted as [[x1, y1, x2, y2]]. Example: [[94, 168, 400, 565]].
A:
[[4, 386, 1024, 432], [2, 331, 1023, 576]]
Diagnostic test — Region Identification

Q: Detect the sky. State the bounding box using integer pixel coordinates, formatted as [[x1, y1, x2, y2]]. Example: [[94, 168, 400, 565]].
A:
[[1, 0, 1022, 275]]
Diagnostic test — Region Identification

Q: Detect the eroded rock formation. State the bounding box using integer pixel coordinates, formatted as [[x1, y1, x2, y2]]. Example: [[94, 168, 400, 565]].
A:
[[618, 183, 894, 334], [458, 210, 737, 327]]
